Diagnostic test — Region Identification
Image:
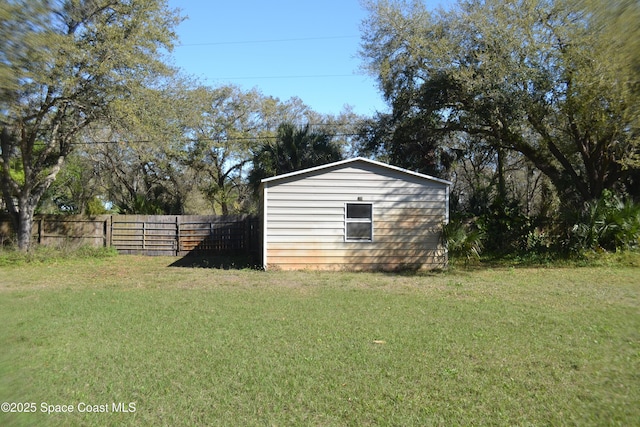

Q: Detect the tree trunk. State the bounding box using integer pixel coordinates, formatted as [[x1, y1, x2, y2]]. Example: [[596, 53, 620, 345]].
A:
[[218, 174, 230, 216], [15, 200, 35, 252], [496, 147, 507, 203]]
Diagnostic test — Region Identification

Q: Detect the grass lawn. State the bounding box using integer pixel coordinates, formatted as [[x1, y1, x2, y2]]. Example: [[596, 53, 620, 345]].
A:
[[0, 254, 638, 426]]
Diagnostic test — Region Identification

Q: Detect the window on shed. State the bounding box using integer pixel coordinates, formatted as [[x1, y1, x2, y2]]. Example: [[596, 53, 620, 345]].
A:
[[345, 203, 373, 241]]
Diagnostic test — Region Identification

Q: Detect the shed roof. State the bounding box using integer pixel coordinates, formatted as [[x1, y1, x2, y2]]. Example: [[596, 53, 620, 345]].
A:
[[260, 157, 452, 186]]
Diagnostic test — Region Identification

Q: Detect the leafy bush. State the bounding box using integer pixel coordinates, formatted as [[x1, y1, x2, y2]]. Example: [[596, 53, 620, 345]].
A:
[[564, 190, 640, 252], [478, 199, 534, 253], [442, 219, 485, 262]]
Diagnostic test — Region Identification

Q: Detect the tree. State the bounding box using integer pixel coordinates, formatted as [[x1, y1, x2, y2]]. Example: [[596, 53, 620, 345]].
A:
[[249, 123, 344, 191], [184, 87, 357, 214], [85, 79, 199, 215], [0, 0, 181, 250], [185, 85, 278, 215], [360, 0, 640, 206], [37, 151, 103, 214]]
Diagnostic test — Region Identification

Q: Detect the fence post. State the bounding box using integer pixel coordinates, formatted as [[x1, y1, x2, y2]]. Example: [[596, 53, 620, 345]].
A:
[[175, 216, 181, 256], [38, 217, 44, 245], [244, 216, 250, 255], [104, 215, 111, 248]]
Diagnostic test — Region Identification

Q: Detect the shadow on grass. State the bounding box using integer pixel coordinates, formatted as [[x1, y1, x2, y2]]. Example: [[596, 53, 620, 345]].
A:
[[168, 253, 261, 270]]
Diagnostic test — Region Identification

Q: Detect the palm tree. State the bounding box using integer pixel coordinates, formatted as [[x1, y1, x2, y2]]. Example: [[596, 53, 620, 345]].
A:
[[249, 123, 343, 192]]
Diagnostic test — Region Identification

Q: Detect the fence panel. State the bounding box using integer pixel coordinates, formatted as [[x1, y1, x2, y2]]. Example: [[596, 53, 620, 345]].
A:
[[0, 215, 14, 246], [0, 214, 259, 258], [111, 215, 178, 256], [39, 215, 109, 248], [0, 214, 109, 248], [178, 216, 248, 255]]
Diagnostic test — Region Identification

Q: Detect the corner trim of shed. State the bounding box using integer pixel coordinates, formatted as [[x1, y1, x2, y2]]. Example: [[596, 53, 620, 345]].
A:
[[261, 183, 268, 270]]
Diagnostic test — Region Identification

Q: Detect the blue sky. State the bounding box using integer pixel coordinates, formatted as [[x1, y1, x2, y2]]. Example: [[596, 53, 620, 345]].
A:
[[167, 0, 452, 117]]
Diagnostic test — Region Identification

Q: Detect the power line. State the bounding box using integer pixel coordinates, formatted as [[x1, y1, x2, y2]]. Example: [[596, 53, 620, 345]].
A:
[[211, 74, 359, 80], [70, 131, 363, 146], [177, 35, 357, 47]]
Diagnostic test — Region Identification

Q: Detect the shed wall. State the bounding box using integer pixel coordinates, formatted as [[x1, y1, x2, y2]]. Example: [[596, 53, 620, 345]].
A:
[[263, 163, 448, 271]]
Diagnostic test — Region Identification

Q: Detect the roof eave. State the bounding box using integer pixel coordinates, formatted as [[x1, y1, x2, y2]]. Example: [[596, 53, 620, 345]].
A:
[[260, 157, 452, 186]]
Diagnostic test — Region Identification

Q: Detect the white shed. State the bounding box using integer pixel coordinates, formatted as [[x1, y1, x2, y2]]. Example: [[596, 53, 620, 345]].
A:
[[259, 157, 451, 271]]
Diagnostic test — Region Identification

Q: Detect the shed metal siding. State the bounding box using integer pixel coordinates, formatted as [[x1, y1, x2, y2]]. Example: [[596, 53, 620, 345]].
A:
[[263, 160, 449, 271]]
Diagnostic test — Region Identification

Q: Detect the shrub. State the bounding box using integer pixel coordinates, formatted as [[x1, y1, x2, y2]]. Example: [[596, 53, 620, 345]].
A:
[[442, 219, 485, 262], [477, 199, 535, 254], [564, 190, 640, 252]]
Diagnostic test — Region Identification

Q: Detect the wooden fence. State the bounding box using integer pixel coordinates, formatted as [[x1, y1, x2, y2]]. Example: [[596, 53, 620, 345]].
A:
[[0, 214, 259, 257]]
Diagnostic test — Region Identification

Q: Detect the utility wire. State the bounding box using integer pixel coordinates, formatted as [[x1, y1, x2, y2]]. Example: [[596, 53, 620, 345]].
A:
[[177, 35, 357, 47], [211, 74, 358, 80], [177, 35, 364, 80], [70, 132, 363, 146]]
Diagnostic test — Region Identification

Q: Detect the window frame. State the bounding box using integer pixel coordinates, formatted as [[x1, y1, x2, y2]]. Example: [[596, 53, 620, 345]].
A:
[[344, 202, 374, 242]]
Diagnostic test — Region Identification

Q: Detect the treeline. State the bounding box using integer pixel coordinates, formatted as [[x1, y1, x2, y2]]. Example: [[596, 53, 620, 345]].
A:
[[2, 0, 639, 255], [34, 85, 358, 217], [357, 0, 640, 257]]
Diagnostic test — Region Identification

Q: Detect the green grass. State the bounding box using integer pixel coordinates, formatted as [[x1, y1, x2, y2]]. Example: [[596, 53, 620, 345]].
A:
[[0, 245, 118, 267], [1, 255, 639, 426]]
